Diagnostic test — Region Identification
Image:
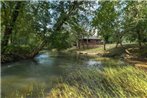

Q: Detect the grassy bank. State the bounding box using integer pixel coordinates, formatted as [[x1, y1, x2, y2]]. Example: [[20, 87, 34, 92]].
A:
[[48, 64, 147, 98], [66, 43, 147, 69], [68, 44, 147, 58]]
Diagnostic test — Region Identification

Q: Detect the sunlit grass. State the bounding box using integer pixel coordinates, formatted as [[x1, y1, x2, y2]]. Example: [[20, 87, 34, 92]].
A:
[[48, 65, 147, 98], [1, 76, 59, 98]]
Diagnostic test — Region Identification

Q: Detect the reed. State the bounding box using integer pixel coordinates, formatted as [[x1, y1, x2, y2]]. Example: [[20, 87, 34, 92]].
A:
[[48, 65, 147, 98]]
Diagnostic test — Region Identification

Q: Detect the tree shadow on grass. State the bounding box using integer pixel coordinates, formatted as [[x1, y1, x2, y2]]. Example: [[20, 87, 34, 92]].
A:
[[103, 44, 147, 60]]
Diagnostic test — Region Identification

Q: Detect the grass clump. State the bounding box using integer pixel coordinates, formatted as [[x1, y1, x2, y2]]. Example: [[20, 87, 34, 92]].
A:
[[48, 66, 147, 98]]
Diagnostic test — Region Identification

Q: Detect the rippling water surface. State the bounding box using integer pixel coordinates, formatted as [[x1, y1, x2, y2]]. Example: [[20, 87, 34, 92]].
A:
[[2, 51, 123, 97]]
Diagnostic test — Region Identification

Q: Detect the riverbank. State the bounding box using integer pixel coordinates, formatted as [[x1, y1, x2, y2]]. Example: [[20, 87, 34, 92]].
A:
[[1, 46, 40, 64], [48, 66, 147, 98], [66, 44, 147, 69], [2, 45, 147, 98], [2, 43, 147, 68], [2, 54, 147, 98]]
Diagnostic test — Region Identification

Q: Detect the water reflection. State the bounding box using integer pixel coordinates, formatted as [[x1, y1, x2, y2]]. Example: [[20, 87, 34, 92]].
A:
[[86, 60, 102, 67], [1, 51, 124, 98]]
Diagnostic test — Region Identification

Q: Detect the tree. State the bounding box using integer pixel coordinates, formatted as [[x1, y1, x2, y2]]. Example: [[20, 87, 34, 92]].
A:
[[124, 1, 147, 48], [49, 1, 94, 49], [1, 2, 24, 53], [1, 1, 85, 56], [92, 1, 118, 50]]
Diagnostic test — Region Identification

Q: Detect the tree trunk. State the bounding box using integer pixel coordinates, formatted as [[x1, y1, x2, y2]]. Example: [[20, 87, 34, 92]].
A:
[[2, 2, 22, 52], [76, 40, 79, 48], [116, 40, 123, 48], [137, 31, 142, 48], [103, 40, 106, 50], [76, 40, 81, 49], [115, 33, 123, 48], [120, 41, 123, 48], [115, 41, 119, 48], [82, 41, 84, 49], [1, 26, 13, 47], [86, 38, 89, 48], [28, 41, 47, 58], [78, 40, 81, 49]]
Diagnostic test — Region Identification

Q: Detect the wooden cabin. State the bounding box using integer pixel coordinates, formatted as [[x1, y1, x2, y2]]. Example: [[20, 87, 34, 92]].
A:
[[78, 36, 103, 48]]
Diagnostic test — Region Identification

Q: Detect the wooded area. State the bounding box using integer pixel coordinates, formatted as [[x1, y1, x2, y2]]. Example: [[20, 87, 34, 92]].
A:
[[1, 1, 147, 63]]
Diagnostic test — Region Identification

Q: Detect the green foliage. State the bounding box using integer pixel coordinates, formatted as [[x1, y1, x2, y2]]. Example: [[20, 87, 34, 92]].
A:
[[50, 31, 71, 50], [92, 1, 147, 49], [3, 45, 31, 55], [1, 1, 92, 54], [92, 1, 118, 42], [1, 1, 147, 59], [124, 1, 147, 43]]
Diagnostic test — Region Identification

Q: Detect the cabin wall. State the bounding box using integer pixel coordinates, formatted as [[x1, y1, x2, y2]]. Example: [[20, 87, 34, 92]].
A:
[[78, 39, 103, 48]]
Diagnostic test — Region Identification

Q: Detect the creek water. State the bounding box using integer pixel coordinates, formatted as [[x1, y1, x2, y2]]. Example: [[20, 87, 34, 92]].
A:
[[1, 51, 123, 98], [1, 51, 104, 98]]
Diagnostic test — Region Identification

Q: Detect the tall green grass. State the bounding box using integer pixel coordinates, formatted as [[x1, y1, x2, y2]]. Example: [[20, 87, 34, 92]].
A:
[[48, 66, 147, 98]]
